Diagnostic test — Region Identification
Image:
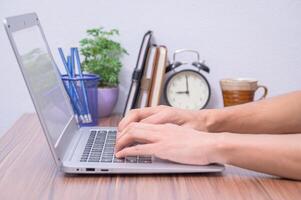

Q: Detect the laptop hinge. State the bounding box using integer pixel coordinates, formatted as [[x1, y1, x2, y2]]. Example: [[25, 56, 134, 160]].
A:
[[55, 116, 79, 161]]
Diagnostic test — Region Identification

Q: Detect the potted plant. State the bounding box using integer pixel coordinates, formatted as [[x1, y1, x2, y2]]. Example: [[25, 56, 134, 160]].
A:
[[80, 28, 128, 117]]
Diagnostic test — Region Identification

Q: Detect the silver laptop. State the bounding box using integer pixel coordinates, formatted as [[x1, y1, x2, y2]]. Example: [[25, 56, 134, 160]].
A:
[[4, 13, 224, 174]]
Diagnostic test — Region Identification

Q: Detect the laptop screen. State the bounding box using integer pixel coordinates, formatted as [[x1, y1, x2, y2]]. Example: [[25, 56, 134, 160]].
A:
[[12, 26, 74, 144]]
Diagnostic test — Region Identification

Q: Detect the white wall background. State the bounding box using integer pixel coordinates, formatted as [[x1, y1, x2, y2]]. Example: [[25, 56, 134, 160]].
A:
[[1, 0, 301, 136]]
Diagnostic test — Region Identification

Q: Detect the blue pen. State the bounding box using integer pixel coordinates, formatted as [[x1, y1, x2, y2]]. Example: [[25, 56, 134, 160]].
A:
[[58, 48, 68, 71], [56, 62, 80, 122], [69, 51, 85, 122], [64, 79, 80, 120], [58, 48, 85, 122], [58, 48, 78, 116], [66, 56, 74, 100], [67, 56, 83, 120], [67, 55, 87, 122], [68, 53, 82, 121], [72, 47, 92, 123]]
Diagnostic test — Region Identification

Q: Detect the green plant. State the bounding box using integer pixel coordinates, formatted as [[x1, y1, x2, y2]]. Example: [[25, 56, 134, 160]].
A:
[[80, 27, 128, 87]]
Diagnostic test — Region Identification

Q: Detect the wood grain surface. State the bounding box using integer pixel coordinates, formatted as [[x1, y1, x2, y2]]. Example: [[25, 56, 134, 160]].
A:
[[0, 113, 301, 200]]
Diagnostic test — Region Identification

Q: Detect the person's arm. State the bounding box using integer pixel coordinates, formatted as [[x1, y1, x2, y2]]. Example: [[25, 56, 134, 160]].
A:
[[217, 132, 301, 180], [206, 91, 301, 134], [119, 91, 301, 134], [115, 123, 301, 180]]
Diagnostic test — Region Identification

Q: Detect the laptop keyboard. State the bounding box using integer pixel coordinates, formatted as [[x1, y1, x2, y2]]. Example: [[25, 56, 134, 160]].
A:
[[80, 130, 152, 163]]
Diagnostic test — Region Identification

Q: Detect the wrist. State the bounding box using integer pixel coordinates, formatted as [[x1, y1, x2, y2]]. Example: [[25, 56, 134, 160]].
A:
[[207, 132, 234, 164], [202, 109, 228, 132]]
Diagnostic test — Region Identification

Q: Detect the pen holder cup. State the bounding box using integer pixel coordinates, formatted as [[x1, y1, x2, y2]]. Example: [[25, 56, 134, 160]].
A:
[[61, 74, 100, 127]]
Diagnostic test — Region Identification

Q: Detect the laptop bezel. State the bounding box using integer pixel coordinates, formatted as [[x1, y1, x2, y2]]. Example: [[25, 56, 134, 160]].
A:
[[3, 13, 79, 166]]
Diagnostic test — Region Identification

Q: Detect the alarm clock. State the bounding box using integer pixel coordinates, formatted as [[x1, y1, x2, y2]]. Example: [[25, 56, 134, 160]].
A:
[[164, 49, 211, 110]]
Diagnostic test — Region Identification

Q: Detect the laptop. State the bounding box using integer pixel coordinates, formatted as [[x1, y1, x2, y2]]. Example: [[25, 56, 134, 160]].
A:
[[3, 13, 224, 174]]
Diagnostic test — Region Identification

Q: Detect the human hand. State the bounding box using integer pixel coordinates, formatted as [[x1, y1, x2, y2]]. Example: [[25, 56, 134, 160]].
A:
[[118, 105, 211, 132], [115, 122, 222, 165]]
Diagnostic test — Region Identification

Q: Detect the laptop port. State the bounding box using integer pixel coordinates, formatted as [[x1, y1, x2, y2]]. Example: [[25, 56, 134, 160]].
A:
[[101, 169, 109, 172], [86, 168, 95, 172]]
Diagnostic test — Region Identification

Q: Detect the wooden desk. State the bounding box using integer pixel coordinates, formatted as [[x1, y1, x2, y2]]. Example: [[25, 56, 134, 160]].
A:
[[1, 113, 300, 200]]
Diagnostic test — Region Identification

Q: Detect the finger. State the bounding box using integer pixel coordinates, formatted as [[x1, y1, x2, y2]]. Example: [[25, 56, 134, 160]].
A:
[[118, 108, 156, 131], [118, 106, 165, 132], [115, 130, 154, 152], [117, 122, 161, 141], [140, 111, 174, 124], [115, 124, 159, 152], [115, 123, 158, 150], [115, 144, 157, 158]]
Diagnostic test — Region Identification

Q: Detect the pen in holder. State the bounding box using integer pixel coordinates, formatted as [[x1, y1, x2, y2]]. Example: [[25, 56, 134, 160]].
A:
[[61, 74, 100, 126], [58, 47, 100, 126]]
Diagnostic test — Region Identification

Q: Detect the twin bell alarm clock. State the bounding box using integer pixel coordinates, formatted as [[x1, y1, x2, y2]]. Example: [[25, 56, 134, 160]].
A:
[[164, 49, 211, 110]]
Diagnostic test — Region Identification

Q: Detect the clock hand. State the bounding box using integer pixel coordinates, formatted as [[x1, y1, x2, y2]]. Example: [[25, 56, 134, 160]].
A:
[[176, 91, 187, 94], [185, 75, 189, 92], [185, 75, 190, 95]]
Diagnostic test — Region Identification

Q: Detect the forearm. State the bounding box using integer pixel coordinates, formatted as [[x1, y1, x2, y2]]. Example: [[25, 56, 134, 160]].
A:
[[204, 91, 301, 134], [212, 133, 301, 180]]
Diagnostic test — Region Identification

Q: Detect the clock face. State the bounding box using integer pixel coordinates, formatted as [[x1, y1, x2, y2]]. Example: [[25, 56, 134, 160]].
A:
[[165, 70, 210, 110]]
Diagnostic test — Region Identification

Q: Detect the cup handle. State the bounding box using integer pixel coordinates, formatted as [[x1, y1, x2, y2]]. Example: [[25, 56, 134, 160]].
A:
[[255, 85, 268, 100]]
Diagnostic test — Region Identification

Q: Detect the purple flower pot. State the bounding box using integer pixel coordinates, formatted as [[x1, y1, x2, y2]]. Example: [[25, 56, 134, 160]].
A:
[[97, 86, 119, 118]]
